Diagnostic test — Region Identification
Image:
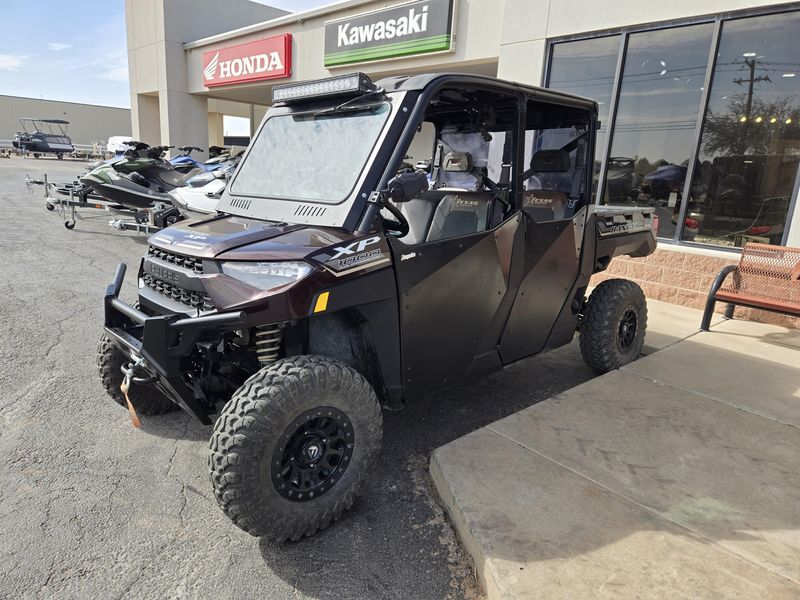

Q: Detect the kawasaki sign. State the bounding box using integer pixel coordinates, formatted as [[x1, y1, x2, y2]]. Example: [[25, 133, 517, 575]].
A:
[[324, 0, 456, 68]]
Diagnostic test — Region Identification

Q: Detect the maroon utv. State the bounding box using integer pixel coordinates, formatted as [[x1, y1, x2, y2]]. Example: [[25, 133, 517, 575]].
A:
[[99, 72, 656, 541]]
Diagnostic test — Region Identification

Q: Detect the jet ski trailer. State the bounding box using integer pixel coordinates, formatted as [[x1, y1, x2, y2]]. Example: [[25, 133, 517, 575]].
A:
[[25, 173, 179, 233]]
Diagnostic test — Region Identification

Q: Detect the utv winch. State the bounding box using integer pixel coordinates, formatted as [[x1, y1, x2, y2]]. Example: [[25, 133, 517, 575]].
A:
[[99, 72, 657, 541]]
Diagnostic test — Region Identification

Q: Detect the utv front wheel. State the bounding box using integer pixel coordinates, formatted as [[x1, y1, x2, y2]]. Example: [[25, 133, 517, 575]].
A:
[[209, 355, 383, 541], [580, 279, 647, 373], [97, 334, 175, 415]]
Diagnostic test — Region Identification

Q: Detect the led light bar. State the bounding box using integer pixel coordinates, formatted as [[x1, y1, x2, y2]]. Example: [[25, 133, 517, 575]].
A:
[[272, 73, 376, 104]]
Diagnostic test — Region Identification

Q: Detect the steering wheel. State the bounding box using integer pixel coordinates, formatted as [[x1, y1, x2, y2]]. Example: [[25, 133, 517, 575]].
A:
[[381, 199, 410, 237]]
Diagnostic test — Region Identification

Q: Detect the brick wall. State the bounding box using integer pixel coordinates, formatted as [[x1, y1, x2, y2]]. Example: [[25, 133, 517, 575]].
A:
[[592, 248, 800, 330]]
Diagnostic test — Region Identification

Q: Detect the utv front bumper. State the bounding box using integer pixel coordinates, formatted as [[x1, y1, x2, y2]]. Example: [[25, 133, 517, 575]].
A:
[[103, 263, 247, 424]]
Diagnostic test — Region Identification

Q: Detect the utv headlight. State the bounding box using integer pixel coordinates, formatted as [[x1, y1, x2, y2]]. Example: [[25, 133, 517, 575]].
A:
[[221, 261, 312, 291]]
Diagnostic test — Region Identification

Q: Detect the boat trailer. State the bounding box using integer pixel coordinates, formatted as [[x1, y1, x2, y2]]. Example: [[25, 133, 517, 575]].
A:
[[25, 173, 179, 234]]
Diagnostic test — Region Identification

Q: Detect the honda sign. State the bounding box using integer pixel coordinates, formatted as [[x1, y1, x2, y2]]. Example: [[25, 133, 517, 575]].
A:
[[202, 34, 292, 87]]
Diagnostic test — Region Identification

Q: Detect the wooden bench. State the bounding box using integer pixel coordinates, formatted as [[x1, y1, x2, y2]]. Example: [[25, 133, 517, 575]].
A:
[[700, 242, 800, 331]]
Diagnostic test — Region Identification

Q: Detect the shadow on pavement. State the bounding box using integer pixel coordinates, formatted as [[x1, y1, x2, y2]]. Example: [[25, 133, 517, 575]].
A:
[[257, 343, 596, 599]]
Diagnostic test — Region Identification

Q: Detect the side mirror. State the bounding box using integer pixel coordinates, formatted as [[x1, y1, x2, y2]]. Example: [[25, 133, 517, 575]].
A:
[[388, 171, 429, 203]]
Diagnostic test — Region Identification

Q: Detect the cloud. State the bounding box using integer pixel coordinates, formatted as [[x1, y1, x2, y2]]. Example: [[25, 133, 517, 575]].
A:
[[47, 42, 73, 51], [99, 65, 129, 82], [0, 53, 28, 71], [98, 51, 129, 82]]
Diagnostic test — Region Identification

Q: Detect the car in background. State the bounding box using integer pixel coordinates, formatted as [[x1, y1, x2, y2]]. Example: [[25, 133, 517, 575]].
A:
[[641, 163, 687, 201]]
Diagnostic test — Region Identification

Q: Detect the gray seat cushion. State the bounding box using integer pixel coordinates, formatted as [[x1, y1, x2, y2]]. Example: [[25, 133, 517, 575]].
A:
[[426, 191, 492, 242]]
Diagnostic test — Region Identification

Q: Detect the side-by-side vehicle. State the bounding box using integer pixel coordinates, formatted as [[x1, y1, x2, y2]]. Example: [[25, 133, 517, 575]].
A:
[[99, 72, 656, 541]]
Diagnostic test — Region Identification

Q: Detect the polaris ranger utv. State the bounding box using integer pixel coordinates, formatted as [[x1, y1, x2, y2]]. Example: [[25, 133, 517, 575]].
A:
[[100, 72, 656, 541]]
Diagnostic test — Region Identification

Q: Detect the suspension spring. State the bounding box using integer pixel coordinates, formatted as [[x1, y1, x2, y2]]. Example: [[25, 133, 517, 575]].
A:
[[255, 324, 283, 366]]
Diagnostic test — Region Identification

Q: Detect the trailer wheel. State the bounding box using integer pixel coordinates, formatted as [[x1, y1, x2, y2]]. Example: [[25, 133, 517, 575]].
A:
[[210, 355, 383, 541], [97, 334, 175, 415], [64, 220, 76, 230], [33, 153, 40, 159], [45, 202, 55, 212], [580, 279, 647, 374], [57, 153, 64, 160]]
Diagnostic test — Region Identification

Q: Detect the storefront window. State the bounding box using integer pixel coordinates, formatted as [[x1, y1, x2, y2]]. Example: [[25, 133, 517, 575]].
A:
[[601, 24, 713, 242], [684, 12, 800, 246], [548, 35, 620, 200]]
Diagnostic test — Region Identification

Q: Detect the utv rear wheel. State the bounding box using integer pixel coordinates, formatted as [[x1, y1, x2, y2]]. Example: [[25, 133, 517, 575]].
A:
[[209, 355, 383, 541], [97, 334, 175, 415], [580, 279, 647, 374]]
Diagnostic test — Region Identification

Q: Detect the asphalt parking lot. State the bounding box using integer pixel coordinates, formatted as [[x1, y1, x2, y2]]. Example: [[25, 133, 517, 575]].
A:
[[0, 156, 598, 600]]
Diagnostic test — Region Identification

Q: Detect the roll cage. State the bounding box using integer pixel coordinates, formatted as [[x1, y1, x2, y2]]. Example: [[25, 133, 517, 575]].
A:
[[217, 73, 597, 233]]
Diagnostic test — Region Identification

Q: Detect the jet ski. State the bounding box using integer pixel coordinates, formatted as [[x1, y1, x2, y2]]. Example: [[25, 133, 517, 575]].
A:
[[168, 154, 241, 219], [80, 142, 199, 211], [169, 146, 235, 172]]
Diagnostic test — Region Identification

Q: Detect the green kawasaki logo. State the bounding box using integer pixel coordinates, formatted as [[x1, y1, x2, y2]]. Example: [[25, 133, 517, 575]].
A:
[[324, 0, 455, 67]]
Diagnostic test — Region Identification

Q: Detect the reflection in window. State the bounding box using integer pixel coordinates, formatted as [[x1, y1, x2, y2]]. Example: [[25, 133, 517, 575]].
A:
[[685, 12, 800, 246], [601, 24, 713, 243], [548, 36, 620, 200]]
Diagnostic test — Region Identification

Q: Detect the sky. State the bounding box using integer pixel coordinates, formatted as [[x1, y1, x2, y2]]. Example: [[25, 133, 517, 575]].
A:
[[0, 0, 333, 112]]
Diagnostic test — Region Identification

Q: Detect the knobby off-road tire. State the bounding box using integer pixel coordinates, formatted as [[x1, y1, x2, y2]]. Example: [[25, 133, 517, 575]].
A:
[[580, 279, 647, 374], [209, 355, 383, 541], [97, 334, 176, 415]]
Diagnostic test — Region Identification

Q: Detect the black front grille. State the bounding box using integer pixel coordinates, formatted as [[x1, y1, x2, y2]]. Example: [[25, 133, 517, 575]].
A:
[[142, 273, 214, 311], [147, 246, 203, 274]]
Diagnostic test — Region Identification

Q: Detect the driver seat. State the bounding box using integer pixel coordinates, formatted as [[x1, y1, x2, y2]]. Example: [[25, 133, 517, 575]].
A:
[[395, 151, 492, 244]]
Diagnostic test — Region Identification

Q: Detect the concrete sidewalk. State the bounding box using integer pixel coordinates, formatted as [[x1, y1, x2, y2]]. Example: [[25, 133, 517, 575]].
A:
[[431, 299, 800, 599]]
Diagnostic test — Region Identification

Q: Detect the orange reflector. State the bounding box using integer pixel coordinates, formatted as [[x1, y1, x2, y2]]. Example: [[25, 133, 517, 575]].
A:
[[313, 292, 329, 313]]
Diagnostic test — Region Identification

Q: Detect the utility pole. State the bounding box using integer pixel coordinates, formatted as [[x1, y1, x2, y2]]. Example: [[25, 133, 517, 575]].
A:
[[734, 58, 771, 153]]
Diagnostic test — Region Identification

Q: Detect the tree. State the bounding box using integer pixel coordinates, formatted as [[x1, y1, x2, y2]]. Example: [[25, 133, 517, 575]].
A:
[[702, 94, 800, 156]]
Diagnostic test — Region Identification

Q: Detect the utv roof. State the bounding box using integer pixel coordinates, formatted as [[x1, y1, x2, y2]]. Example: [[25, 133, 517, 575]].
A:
[[375, 73, 598, 113]]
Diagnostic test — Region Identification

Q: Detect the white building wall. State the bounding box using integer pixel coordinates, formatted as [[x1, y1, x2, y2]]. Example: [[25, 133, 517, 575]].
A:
[[125, 0, 287, 148], [184, 0, 506, 99]]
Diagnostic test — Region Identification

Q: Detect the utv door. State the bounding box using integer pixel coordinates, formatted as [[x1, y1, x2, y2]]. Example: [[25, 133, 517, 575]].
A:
[[498, 205, 585, 364], [388, 210, 525, 400]]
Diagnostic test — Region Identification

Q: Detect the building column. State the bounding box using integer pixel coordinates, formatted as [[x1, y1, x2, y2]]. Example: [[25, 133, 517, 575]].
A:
[[208, 112, 224, 147], [131, 94, 160, 144], [158, 90, 208, 152]]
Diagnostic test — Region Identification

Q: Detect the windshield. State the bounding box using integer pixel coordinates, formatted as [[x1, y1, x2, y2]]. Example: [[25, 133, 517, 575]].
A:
[[231, 103, 390, 204]]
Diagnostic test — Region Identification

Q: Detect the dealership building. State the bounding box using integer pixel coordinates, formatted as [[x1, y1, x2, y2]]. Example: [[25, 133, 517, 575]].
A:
[[126, 0, 800, 325]]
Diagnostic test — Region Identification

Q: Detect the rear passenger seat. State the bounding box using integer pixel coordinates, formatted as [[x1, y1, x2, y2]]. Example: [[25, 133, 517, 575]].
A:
[[522, 190, 569, 222]]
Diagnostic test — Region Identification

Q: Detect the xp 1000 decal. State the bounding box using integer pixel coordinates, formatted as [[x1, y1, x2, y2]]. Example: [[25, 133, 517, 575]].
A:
[[309, 236, 391, 275]]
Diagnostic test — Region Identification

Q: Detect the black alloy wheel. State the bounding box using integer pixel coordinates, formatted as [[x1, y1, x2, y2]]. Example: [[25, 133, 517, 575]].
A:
[[579, 279, 647, 373], [272, 406, 354, 502], [617, 307, 638, 352], [210, 355, 383, 541]]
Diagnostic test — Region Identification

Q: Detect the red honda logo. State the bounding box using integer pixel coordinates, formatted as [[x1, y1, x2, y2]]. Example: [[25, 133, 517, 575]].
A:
[[202, 34, 292, 87]]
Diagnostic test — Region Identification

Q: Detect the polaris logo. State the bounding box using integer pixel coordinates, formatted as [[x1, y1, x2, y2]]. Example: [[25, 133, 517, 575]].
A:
[[204, 51, 284, 81], [150, 263, 181, 283], [337, 6, 429, 47]]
